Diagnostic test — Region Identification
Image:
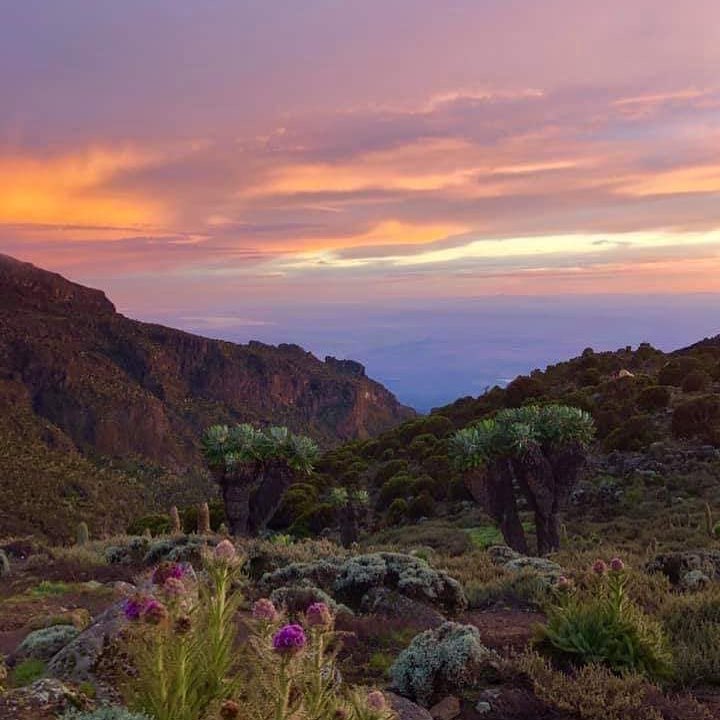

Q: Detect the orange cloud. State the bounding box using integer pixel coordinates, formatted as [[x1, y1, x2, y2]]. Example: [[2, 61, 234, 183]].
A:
[[619, 164, 720, 196], [0, 148, 167, 228]]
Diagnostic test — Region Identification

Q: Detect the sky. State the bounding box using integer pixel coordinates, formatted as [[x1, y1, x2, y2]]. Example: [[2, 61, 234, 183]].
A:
[[2, 1, 720, 409]]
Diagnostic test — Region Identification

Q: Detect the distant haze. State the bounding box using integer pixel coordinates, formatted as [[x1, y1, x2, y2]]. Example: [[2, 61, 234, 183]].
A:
[[130, 294, 720, 412]]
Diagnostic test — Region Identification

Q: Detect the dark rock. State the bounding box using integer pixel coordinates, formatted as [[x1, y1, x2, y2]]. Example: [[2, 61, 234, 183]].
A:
[[386, 692, 433, 720]]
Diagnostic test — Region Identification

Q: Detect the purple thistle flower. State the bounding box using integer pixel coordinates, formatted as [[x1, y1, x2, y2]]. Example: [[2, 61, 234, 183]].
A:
[[306, 601, 332, 628], [252, 598, 279, 622], [162, 577, 186, 597], [214, 539, 237, 562], [123, 594, 151, 621], [592, 559, 608, 575], [556, 575, 572, 590], [272, 623, 307, 654], [610, 557, 625, 572], [152, 562, 185, 585], [143, 598, 169, 625]]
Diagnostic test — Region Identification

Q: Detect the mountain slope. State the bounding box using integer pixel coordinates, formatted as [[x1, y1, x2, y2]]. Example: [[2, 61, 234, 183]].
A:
[[0, 254, 414, 539]]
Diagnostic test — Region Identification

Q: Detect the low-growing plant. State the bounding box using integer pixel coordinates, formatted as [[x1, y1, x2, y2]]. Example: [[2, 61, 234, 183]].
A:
[[12, 658, 46, 686], [62, 708, 152, 720], [534, 558, 672, 680], [389, 621, 499, 705]]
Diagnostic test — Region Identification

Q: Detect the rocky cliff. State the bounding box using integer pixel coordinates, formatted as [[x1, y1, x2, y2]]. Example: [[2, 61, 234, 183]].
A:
[[0, 254, 414, 538]]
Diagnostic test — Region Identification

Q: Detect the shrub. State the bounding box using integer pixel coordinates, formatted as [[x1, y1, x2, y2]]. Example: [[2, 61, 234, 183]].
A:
[[262, 552, 467, 614], [12, 658, 45, 686], [378, 474, 414, 506], [289, 502, 335, 538], [373, 460, 409, 487], [412, 474, 447, 500], [127, 514, 172, 537], [662, 587, 720, 686], [659, 358, 702, 386], [389, 622, 499, 705], [535, 561, 672, 680], [672, 396, 720, 444], [386, 498, 407, 525], [682, 370, 711, 393], [269, 483, 319, 529], [604, 414, 657, 452], [407, 493, 436, 520], [16, 625, 79, 662], [517, 652, 692, 720], [637, 385, 671, 412], [504, 375, 545, 407], [62, 709, 151, 720]]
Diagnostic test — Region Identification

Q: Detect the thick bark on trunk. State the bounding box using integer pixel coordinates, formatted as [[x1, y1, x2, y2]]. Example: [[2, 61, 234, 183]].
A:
[[222, 481, 253, 536], [339, 505, 360, 547], [248, 461, 295, 534], [534, 511, 561, 555], [465, 463, 528, 554]]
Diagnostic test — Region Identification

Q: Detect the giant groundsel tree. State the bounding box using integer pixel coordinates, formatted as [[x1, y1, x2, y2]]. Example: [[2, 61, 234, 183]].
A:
[[201, 424, 318, 536], [450, 405, 594, 554]]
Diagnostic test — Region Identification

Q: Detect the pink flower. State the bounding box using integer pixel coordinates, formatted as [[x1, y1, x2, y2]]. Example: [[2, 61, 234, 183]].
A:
[[610, 557, 625, 572], [306, 601, 332, 628], [592, 559, 608, 575], [556, 575, 572, 590], [143, 599, 169, 625], [162, 577, 186, 597], [272, 624, 307, 654], [252, 598, 279, 622], [214, 539, 237, 562], [152, 562, 185, 585], [123, 594, 151, 621], [366, 690, 387, 712]]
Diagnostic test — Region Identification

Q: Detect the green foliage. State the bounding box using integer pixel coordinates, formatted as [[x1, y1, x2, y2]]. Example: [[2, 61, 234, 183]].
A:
[[289, 503, 336, 538], [12, 658, 46, 686], [386, 498, 407, 525], [389, 621, 499, 705], [682, 370, 711, 393], [504, 374, 546, 407], [636, 385, 671, 412], [672, 396, 720, 444], [662, 587, 720, 686], [201, 423, 318, 474], [603, 414, 657, 452], [30, 580, 71, 597], [450, 404, 595, 470], [535, 567, 672, 680], [127, 514, 172, 537], [373, 459, 408, 487], [407, 493, 435, 520], [378, 474, 414, 506], [658, 357, 703, 386]]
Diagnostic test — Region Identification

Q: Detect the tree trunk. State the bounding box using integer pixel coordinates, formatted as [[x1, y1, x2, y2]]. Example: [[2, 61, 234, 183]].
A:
[[339, 505, 360, 547], [465, 463, 528, 554], [534, 511, 561, 555], [222, 481, 253, 536], [248, 461, 296, 534]]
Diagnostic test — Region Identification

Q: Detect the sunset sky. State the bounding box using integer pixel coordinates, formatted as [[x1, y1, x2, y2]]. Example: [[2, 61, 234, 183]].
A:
[[2, 1, 720, 408]]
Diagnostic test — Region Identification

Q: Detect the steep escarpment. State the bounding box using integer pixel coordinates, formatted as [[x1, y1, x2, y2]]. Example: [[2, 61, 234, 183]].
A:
[[0, 254, 414, 538]]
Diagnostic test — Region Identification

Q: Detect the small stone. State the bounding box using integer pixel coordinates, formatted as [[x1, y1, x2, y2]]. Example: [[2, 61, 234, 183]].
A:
[[475, 700, 492, 714], [429, 695, 461, 720]]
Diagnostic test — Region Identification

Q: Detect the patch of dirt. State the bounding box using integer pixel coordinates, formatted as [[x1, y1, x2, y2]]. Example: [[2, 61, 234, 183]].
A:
[[463, 609, 545, 652]]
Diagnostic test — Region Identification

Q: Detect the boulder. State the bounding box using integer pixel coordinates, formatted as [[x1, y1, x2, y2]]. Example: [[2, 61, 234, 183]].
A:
[[386, 692, 433, 720], [13, 625, 79, 663], [429, 695, 461, 720], [646, 549, 720, 586]]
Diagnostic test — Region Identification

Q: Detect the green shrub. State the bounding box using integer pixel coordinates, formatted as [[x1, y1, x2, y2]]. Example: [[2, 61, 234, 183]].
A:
[[269, 483, 319, 529], [289, 502, 335, 538], [378, 474, 414, 506], [412, 474, 447, 500], [504, 375, 545, 407], [658, 357, 702, 386], [127, 514, 172, 537], [0, 549, 9, 577], [662, 587, 720, 686], [603, 414, 657, 452], [12, 658, 45, 686], [535, 564, 672, 680], [636, 385, 671, 412], [407, 493, 436, 520], [373, 460, 408, 487], [389, 622, 499, 705], [386, 498, 408, 525], [672, 396, 720, 444]]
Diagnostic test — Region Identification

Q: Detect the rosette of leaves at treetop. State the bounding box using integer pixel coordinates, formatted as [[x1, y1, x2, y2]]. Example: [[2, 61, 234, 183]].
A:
[[450, 405, 595, 555], [201, 424, 318, 537]]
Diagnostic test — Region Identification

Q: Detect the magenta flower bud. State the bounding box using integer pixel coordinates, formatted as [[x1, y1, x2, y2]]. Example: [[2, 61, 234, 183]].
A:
[[272, 623, 307, 654], [214, 539, 237, 562], [252, 598, 279, 622], [152, 562, 185, 585], [592, 559, 608, 575], [366, 690, 387, 712], [306, 601, 332, 628], [143, 599, 169, 625], [610, 557, 625, 572], [556, 575, 572, 590]]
